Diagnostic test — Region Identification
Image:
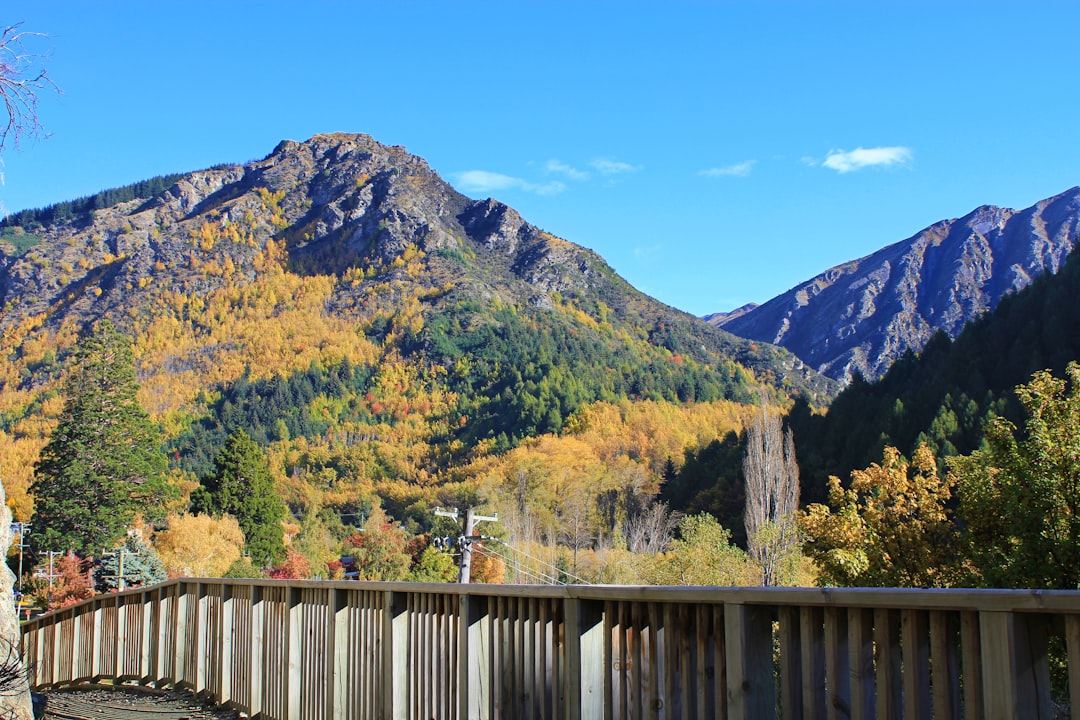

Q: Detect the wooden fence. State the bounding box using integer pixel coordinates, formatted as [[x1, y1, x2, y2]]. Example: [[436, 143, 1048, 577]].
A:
[[19, 580, 1080, 719]]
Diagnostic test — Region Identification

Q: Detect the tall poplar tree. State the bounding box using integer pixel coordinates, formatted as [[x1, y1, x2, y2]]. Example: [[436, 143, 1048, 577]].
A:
[[30, 321, 170, 556], [191, 429, 286, 567], [742, 404, 801, 586]]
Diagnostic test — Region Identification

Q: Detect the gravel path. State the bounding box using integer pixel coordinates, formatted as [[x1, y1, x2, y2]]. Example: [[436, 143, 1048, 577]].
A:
[[39, 685, 242, 720]]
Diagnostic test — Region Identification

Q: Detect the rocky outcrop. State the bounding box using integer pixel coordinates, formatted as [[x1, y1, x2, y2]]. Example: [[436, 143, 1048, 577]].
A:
[[713, 188, 1080, 382], [0, 132, 834, 402], [0, 481, 32, 720]]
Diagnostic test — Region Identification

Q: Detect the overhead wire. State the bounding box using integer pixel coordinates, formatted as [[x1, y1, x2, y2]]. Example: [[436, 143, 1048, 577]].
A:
[[470, 537, 591, 585]]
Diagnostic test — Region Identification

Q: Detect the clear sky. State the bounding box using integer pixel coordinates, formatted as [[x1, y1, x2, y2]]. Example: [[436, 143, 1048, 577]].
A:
[[2, 2, 1078, 316]]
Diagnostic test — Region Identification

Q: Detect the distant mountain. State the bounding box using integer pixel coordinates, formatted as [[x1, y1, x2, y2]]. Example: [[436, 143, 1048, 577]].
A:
[[789, 233, 1080, 503], [0, 133, 832, 488], [711, 189, 1080, 382]]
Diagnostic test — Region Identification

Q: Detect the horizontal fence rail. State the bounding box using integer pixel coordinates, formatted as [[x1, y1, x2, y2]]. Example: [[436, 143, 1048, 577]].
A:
[[20, 580, 1080, 719]]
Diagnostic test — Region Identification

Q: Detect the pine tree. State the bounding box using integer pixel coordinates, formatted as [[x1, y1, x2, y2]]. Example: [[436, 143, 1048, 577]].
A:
[[191, 429, 286, 567], [30, 321, 171, 557]]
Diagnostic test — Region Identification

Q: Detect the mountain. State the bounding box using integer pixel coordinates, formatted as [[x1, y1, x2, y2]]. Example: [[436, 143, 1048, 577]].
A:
[[789, 237, 1080, 504], [0, 132, 832, 521], [711, 189, 1080, 382]]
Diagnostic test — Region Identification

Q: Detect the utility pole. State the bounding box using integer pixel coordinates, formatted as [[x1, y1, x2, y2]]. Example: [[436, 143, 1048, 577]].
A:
[[34, 551, 62, 607], [433, 506, 498, 584], [10, 522, 29, 594], [102, 549, 136, 591]]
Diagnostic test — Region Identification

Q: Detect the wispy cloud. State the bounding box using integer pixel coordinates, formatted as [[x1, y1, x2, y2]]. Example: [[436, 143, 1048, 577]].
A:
[[590, 158, 641, 175], [545, 159, 589, 181], [821, 146, 913, 173], [699, 160, 757, 178], [453, 170, 566, 196]]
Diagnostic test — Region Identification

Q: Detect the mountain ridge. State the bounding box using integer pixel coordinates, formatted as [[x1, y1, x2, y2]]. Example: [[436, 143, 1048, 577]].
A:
[[711, 187, 1080, 382]]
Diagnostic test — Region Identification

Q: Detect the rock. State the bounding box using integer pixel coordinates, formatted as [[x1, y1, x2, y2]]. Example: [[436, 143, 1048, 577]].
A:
[[0, 480, 33, 720]]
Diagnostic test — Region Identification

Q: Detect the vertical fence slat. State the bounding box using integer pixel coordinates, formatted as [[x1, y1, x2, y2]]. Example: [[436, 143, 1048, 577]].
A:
[[724, 603, 775, 720], [778, 606, 802, 719], [902, 609, 931, 720], [824, 606, 850, 720], [875, 608, 902, 720], [847, 607, 875, 720]]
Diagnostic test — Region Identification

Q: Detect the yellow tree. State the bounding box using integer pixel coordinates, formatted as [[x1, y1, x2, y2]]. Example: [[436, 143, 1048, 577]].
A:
[[801, 444, 957, 588], [153, 513, 245, 578]]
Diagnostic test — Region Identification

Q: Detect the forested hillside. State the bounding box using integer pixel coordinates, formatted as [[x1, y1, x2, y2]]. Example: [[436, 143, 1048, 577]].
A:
[[0, 133, 833, 587], [789, 239, 1080, 502]]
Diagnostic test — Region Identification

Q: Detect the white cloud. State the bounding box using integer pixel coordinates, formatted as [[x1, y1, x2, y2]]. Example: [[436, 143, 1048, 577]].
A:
[[545, 159, 589, 181], [699, 160, 757, 178], [590, 158, 641, 175], [453, 170, 566, 196], [822, 146, 913, 173]]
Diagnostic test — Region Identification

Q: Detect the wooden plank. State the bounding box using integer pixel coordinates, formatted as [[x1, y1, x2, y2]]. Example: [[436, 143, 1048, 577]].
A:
[[631, 601, 644, 718], [901, 609, 931, 720], [801, 605, 826, 720], [714, 604, 727, 720], [777, 606, 802, 719], [1066, 614, 1080, 720], [930, 611, 958, 720], [695, 604, 708, 720], [824, 606, 850, 720], [874, 608, 902, 720], [847, 608, 875, 720], [979, 611, 1054, 720], [724, 603, 776, 720], [960, 611, 983, 720]]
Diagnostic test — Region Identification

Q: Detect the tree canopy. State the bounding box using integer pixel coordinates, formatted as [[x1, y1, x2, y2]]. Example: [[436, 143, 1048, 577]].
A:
[[951, 362, 1080, 589], [191, 429, 286, 567]]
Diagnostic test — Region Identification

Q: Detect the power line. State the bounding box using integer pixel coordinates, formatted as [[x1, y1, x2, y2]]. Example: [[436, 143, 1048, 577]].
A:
[[477, 537, 591, 585], [471, 545, 563, 585]]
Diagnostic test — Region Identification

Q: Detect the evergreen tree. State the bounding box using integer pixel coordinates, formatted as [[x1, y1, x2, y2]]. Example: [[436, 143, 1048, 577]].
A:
[[191, 429, 286, 567], [95, 534, 167, 591], [30, 321, 171, 557]]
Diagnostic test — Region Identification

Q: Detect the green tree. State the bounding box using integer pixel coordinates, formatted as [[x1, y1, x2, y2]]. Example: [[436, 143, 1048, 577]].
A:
[[950, 363, 1080, 589], [408, 545, 458, 582], [191, 429, 286, 567], [30, 321, 171, 557], [641, 513, 753, 586]]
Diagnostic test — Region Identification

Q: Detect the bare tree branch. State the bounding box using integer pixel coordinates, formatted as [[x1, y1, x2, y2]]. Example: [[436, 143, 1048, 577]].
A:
[[0, 23, 58, 153]]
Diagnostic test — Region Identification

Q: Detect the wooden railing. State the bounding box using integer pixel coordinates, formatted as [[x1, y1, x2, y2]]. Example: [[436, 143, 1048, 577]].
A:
[[19, 579, 1080, 719]]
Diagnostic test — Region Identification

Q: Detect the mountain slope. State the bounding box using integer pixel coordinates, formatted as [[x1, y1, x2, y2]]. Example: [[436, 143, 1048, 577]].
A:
[[710, 188, 1080, 382], [0, 133, 833, 519], [790, 236, 1080, 504]]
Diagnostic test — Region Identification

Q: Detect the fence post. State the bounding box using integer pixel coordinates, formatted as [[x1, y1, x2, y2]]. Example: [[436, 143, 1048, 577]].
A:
[[382, 590, 409, 720], [565, 596, 605, 720], [725, 602, 776, 720], [979, 611, 1053, 719], [248, 584, 265, 718]]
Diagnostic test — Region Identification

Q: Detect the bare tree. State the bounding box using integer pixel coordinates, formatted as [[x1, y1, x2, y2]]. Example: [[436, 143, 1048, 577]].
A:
[[0, 23, 57, 153], [625, 500, 681, 555], [743, 403, 800, 585]]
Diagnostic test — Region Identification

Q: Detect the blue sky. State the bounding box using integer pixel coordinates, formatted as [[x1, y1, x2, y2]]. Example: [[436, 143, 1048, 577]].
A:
[[2, 2, 1078, 316]]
